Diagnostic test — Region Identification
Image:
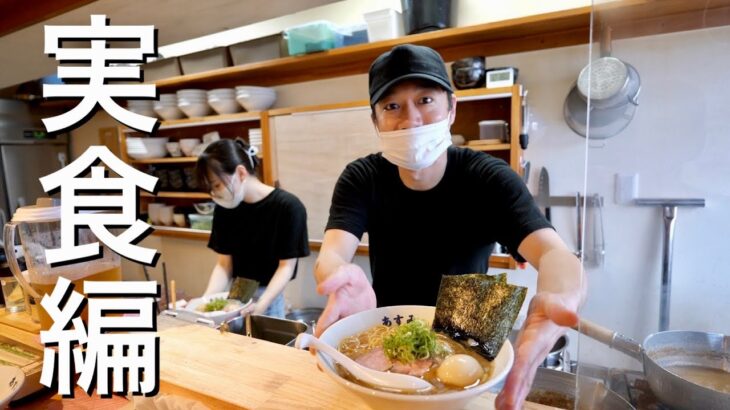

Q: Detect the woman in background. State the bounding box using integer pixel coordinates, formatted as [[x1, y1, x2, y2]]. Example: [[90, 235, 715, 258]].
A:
[[196, 138, 309, 317]]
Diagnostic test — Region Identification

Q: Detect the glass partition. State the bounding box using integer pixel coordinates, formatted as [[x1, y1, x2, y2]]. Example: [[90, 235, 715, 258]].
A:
[[573, 1, 730, 408]]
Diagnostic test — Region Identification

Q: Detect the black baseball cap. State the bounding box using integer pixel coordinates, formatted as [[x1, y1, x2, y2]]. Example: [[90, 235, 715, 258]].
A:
[[368, 44, 453, 105]]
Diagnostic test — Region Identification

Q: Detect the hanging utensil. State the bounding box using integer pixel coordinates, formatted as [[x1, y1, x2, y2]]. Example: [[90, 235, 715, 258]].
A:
[[537, 168, 551, 222], [564, 25, 641, 140], [162, 261, 170, 310], [519, 89, 529, 150]]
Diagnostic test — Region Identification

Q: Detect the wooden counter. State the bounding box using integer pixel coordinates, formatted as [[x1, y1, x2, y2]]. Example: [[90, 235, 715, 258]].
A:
[[158, 323, 559, 410], [0, 308, 557, 409]]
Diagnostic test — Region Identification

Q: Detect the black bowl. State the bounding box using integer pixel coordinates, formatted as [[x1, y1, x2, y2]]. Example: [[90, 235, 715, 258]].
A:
[[451, 56, 486, 89]]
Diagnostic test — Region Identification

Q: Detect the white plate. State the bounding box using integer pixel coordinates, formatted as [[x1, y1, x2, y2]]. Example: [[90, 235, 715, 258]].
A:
[[183, 291, 252, 324], [0, 365, 25, 409]]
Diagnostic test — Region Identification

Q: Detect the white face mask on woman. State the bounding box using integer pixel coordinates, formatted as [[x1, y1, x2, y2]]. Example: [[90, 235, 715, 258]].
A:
[[211, 173, 245, 209], [376, 116, 452, 170]]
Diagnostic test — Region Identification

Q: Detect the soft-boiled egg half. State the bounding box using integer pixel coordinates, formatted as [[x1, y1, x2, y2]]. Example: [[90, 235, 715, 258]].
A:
[[436, 354, 485, 387]]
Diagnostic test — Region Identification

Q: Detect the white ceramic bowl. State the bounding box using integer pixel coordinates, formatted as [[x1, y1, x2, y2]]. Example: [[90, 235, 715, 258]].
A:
[[178, 101, 211, 118], [179, 138, 201, 156], [208, 88, 236, 96], [316, 305, 514, 410], [177, 89, 207, 96], [129, 108, 157, 118], [126, 137, 169, 159], [183, 291, 252, 325], [235, 86, 275, 94], [159, 205, 174, 226], [147, 203, 164, 225], [173, 213, 186, 227], [154, 105, 185, 121], [193, 201, 216, 215], [0, 365, 25, 409], [208, 98, 241, 115], [165, 142, 182, 157], [235, 92, 276, 111]]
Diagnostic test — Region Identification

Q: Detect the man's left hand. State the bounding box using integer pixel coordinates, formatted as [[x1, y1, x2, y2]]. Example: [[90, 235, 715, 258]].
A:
[[495, 292, 579, 410]]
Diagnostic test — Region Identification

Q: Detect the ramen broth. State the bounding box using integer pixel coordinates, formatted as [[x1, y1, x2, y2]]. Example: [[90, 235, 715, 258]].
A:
[[31, 264, 122, 331], [666, 365, 730, 394], [337, 325, 493, 394]]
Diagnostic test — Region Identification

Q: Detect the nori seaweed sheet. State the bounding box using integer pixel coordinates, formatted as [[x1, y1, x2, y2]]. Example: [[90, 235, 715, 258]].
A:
[[433, 273, 526, 361], [228, 277, 259, 302]]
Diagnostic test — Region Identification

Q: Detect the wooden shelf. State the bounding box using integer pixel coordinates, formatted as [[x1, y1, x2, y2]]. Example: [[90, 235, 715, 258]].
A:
[[121, 111, 261, 133], [130, 156, 198, 164], [157, 111, 261, 129], [141, 191, 211, 199], [309, 239, 369, 257], [149, 1, 730, 91], [462, 143, 511, 152], [151, 225, 211, 240]]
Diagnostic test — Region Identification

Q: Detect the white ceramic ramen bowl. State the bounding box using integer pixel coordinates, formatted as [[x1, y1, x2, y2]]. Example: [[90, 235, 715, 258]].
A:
[[317, 305, 514, 410]]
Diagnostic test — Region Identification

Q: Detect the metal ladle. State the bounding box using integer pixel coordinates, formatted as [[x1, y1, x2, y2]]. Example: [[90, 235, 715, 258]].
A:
[[294, 333, 433, 392]]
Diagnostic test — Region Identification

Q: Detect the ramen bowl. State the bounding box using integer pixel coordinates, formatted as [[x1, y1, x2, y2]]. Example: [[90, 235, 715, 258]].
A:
[[317, 305, 514, 410]]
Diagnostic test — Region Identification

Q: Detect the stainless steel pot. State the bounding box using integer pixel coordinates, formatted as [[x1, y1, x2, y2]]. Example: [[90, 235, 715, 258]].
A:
[[542, 335, 570, 372], [578, 319, 730, 410], [286, 307, 322, 334], [527, 367, 634, 410]]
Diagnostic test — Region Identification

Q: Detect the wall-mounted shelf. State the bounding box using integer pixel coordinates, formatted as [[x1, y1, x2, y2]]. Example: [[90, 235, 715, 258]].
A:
[[148, 1, 730, 91]]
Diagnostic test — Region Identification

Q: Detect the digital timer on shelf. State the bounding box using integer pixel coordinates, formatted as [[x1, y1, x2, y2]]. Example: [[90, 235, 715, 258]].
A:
[[486, 67, 518, 88]]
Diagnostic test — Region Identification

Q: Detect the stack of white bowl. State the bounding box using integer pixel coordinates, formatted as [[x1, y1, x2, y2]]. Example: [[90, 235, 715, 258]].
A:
[[126, 137, 169, 160], [127, 99, 156, 117], [235, 86, 277, 112], [154, 94, 184, 120], [207, 89, 240, 115], [177, 89, 211, 118], [248, 128, 263, 154]]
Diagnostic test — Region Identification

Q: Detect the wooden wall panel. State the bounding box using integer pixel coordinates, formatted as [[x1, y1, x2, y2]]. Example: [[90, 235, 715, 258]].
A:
[[271, 107, 378, 243]]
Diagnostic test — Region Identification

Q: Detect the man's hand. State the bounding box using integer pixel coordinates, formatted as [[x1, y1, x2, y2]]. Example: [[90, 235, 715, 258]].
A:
[[315, 263, 376, 337], [495, 292, 579, 410]]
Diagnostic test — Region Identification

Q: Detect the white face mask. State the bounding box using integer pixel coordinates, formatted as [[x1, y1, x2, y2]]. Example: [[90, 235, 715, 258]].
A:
[[211, 173, 245, 209], [376, 117, 452, 170]]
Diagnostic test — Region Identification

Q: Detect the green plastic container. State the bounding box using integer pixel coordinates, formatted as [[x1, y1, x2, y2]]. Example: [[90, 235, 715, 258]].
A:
[[188, 214, 213, 231], [284, 21, 345, 55]]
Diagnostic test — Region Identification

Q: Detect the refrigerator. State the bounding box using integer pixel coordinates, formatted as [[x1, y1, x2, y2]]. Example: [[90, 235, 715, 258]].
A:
[[0, 99, 69, 225]]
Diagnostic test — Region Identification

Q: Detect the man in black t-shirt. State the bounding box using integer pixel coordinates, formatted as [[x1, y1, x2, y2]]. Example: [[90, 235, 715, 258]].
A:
[[314, 44, 585, 410]]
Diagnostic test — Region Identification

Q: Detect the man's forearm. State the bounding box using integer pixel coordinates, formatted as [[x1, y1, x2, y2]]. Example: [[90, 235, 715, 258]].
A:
[[536, 247, 586, 309], [314, 249, 349, 285]]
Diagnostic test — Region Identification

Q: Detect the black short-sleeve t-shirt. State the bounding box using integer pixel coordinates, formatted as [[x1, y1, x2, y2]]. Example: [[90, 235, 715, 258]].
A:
[[208, 188, 310, 285], [326, 146, 552, 307]]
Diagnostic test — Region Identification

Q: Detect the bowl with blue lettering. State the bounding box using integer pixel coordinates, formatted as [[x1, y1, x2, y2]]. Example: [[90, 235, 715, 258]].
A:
[[314, 305, 514, 410]]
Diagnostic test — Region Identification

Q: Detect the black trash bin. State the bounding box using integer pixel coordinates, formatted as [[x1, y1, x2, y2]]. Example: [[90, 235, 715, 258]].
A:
[[401, 0, 452, 35]]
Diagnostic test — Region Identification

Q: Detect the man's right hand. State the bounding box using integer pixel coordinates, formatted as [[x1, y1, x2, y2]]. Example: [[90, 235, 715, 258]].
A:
[[315, 263, 376, 337]]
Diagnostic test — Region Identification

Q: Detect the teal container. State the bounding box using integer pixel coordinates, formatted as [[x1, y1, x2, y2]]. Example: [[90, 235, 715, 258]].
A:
[[284, 21, 345, 55]]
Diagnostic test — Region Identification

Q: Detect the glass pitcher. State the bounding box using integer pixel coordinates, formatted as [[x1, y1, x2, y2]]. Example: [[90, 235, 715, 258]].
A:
[[3, 198, 121, 331]]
